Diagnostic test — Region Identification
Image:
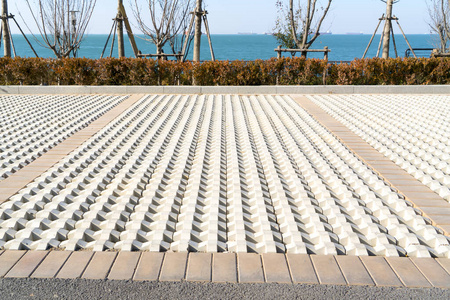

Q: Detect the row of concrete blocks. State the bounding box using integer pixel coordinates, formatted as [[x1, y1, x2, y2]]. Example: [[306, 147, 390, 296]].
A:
[[3, 85, 450, 95], [309, 94, 450, 202], [1, 95, 449, 257], [0, 95, 126, 181]]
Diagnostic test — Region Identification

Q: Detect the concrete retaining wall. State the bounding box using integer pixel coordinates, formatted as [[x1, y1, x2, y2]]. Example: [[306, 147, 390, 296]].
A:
[[1, 85, 450, 94]]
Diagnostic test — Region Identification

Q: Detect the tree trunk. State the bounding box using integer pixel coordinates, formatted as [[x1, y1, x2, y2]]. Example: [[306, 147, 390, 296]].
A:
[[289, 0, 299, 47], [382, 0, 394, 59], [2, 0, 11, 57], [193, 0, 202, 62], [301, 0, 312, 49], [117, 0, 125, 58], [156, 43, 163, 56]]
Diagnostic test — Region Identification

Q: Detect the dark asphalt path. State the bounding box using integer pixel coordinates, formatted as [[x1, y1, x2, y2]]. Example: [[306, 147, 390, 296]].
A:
[[1, 278, 449, 300]]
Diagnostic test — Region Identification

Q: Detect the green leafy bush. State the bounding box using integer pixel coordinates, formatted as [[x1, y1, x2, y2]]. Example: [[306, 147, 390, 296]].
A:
[[1, 57, 450, 86]]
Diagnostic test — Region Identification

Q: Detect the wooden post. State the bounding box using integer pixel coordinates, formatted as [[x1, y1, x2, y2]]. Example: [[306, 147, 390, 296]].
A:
[[1, 0, 11, 57], [382, 0, 393, 59], [390, 23, 398, 58], [431, 49, 438, 58], [193, 0, 202, 62], [324, 46, 328, 60], [181, 12, 195, 61], [395, 18, 417, 58], [202, 14, 215, 61], [118, 1, 139, 58], [117, 0, 125, 58], [277, 45, 281, 59], [362, 14, 384, 59], [376, 30, 384, 57]]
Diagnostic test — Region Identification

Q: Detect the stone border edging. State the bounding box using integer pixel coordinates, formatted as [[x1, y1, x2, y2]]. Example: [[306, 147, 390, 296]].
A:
[[0, 250, 449, 288], [1, 85, 450, 95]]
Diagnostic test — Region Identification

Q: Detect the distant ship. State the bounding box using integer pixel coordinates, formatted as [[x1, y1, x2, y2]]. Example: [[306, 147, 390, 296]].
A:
[[320, 31, 332, 35], [238, 32, 258, 35]]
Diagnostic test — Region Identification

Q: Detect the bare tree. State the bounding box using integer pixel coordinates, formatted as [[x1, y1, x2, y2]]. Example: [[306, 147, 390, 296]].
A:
[[428, 0, 450, 52], [2, 0, 11, 57], [23, 0, 96, 58], [133, 0, 193, 55], [274, 0, 332, 57]]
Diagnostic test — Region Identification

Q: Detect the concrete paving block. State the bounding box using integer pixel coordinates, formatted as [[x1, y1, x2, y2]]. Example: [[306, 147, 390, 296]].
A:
[[56, 252, 94, 279], [277, 86, 311, 94], [18, 86, 87, 94], [310, 255, 346, 285], [0, 86, 20, 94], [386, 257, 431, 288], [238, 253, 265, 283], [286, 254, 319, 284], [5, 251, 48, 278], [31, 251, 71, 278], [432, 85, 450, 94], [335, 256, 374, 286], [82, 252, 117, 280], [90, 86, 127, 94], [186, 253, 212, 282], [133, 252, 164, 281], [426, 214, 450, 225], [16, 86, 49, 95], [359, 256, 403, 287], [0, 251, 26, 277], [238, 86, 277, 95], [440, 225, 450, 236], [212, 253, 237, 283], [126, 86, 165, 94], [200, 86, 240, 94], [159, 252, 188, 282], [436, 258, 450, 275], [163, 86, 202, 94], [321, 86, 355, 94], [411, 258, 450, 288], [262, 253, 292, 284], [108, 252, 141, 281]]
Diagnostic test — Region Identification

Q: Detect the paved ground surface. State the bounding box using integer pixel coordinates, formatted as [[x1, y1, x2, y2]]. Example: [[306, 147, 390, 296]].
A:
[[309, 95, 450, 202], [1, 278, 450, 300], [0, 93, 449, 293], [0, 95, 126, 181], [1, 94, 448, 257]]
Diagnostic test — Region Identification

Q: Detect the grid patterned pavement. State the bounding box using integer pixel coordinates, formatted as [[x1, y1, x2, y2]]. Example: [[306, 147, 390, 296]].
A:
[[0, 94, 449, 288]]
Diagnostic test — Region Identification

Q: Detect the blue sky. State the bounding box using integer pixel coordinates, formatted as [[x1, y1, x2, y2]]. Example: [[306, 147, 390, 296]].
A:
[[11, 0, 431, 35]]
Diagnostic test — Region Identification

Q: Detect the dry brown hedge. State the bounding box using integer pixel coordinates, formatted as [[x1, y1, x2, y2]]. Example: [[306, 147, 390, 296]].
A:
[[1, 56, 449, 85]]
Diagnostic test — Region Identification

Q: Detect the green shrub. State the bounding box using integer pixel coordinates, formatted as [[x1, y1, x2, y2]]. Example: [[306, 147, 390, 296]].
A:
[[1, 57, 450, 86]]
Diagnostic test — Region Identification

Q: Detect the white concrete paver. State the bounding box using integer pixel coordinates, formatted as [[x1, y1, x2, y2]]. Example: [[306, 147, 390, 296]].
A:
[[309, 95, 450, 202], [0, 95, 449, 259], [0, 95, 126, 181]]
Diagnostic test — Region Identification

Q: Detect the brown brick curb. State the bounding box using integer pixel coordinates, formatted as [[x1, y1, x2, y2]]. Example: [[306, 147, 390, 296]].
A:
[[0, 250, 449, 288], [292, 95, 450, 236]]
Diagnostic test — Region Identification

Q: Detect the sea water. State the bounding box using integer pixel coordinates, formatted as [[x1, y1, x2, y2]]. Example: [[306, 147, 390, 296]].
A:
[[4, 33, 439, 61]]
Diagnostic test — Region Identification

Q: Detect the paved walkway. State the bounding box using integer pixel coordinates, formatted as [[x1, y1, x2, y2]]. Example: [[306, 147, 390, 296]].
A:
[[0, 94, 449, 289]]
